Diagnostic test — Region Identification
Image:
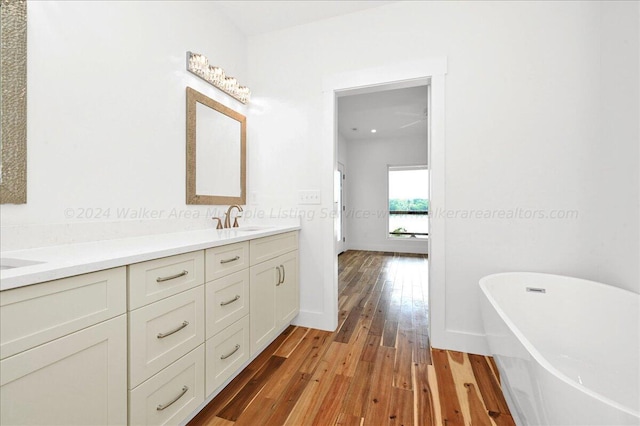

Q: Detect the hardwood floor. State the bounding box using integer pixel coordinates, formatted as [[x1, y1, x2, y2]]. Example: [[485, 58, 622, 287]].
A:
[[189, 250, 514, 426]]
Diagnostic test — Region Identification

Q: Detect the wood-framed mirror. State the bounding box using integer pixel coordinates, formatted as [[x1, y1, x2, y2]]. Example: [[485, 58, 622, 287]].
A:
[[0, 0, 28, 204], [186, 87, 246, 205]]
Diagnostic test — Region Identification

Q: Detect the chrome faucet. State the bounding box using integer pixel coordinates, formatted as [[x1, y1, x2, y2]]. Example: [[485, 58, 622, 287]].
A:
[[224, 205, 243, 228]]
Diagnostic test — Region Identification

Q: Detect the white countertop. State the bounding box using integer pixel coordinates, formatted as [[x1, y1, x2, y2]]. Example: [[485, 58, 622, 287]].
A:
[[0, 225, 300, 291]]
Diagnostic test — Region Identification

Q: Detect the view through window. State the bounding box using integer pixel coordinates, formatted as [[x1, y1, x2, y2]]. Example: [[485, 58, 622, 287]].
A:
[[388, 166, 429, 239]]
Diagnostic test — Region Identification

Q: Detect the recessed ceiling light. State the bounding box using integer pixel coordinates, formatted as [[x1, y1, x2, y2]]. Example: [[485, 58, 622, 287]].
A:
[[352, 128, 358, 131], [371, 129, 377, 133]]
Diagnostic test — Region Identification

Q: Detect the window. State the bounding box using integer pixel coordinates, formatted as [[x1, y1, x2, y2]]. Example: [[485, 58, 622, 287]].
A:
[[388, 166, 429, 239]]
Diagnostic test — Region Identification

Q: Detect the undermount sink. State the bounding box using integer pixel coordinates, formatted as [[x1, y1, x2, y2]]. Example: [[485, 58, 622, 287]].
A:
[[234, 226, 274, 232], [0, 258, 45, 270]]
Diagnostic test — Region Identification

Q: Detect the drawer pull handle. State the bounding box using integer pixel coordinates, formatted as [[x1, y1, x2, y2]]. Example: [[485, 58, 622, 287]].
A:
[[156, 270, 188, 282], [156, 385, 189, 411], [220, 255, 240, 264], [157, 321, 189, 339], [220, 344, 241, 360], [220, 295, 240, 306]]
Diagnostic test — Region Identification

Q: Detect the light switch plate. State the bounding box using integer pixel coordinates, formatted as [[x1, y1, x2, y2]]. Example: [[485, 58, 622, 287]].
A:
[[298, 190, 321, 205]]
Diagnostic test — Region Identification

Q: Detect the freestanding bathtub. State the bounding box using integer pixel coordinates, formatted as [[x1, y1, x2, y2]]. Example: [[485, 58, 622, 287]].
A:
[[479, 272, 639, 426]]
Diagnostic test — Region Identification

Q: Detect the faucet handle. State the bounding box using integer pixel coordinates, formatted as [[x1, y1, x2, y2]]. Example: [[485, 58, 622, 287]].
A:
[[212, 217, 223, 229], [233, 216, 240, 227]]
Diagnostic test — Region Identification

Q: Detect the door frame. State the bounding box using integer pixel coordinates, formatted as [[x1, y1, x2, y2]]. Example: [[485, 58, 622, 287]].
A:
[[321, 59, 449, 349], [336, 161, 346, 255]]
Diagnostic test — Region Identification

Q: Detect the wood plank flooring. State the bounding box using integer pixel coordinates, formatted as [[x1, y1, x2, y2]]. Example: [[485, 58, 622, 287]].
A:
[[189, 250, 514, 426]]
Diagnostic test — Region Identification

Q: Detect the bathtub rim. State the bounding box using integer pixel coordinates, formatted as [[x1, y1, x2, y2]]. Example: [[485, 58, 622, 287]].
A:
[[479, 271, 640, 419]]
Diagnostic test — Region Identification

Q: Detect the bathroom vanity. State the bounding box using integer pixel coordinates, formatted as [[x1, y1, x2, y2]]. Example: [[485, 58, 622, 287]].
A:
[[0, 226, 299, 425]]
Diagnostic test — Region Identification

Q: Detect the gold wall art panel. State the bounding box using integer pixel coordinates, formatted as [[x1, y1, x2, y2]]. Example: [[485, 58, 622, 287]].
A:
[[1, 0, 27, 204]]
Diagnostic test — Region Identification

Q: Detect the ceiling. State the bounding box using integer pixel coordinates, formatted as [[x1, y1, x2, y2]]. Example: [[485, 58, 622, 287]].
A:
[[338, 86, 428, 142], [212, 1, 396, 36], [211, 0, 423, 143]]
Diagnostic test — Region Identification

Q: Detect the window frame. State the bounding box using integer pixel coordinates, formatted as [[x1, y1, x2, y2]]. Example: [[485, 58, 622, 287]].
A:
[[387, 165, 429, 240]]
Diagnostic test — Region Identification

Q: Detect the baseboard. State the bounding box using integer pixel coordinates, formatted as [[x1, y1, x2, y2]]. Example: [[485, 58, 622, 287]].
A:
[[294, 313, 488, 355], [348, 242, 428, 255], [431, 327, 490, 356], [291, 309, 337, 332]]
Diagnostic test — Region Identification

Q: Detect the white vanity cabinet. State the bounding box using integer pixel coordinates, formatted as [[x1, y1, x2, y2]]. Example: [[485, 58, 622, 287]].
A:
[[0, 226, 299, 426], [0, 268, 128, 426], [249, 232, 299, 354], [127, 251, 206, 426]]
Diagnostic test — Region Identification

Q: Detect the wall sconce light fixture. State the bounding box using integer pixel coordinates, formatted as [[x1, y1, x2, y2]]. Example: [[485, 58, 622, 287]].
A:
[[186, 51, 251, 104]]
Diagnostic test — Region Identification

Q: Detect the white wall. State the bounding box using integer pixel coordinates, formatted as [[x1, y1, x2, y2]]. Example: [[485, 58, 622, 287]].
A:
[[3, 1, 637, 355], [1, 1, 248, 250], [337, 132, 348, 167], [595, 1, 640, 288], [247, 1, 640, 353], [345, 136, 428, 254]]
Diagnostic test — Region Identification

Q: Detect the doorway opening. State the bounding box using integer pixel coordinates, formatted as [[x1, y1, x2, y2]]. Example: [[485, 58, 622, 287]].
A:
[[334, 80, 430, 340], [336, 84, 429, 255], [321, 58, 445, 347]]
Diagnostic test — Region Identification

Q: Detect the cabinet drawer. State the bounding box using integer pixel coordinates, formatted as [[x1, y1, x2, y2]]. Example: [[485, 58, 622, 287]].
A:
[[0, 315, 127, 426], [130, 345, 205, 426], [0, 267, 126, 360], [205, 269, 250, 339], [129, 287, 205, 388], [205, 241, 249, 282], [205, 315, 250, 395], [249, 231, 298, 265], [128, 251, 204, 310]]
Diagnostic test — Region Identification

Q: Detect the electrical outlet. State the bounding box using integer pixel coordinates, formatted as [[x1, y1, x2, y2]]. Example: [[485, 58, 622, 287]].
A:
[[298, 190, 321, 205]]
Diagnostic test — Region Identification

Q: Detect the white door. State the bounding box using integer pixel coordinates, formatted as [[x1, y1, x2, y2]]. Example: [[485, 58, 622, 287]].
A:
[[336, 162, 346, 255]]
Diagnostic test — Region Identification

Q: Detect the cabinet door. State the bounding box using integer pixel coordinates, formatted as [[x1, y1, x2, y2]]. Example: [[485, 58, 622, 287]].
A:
[[249, 258, 279, 354], [0, 315, 127, 426], [276, 250, 299, 326]]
